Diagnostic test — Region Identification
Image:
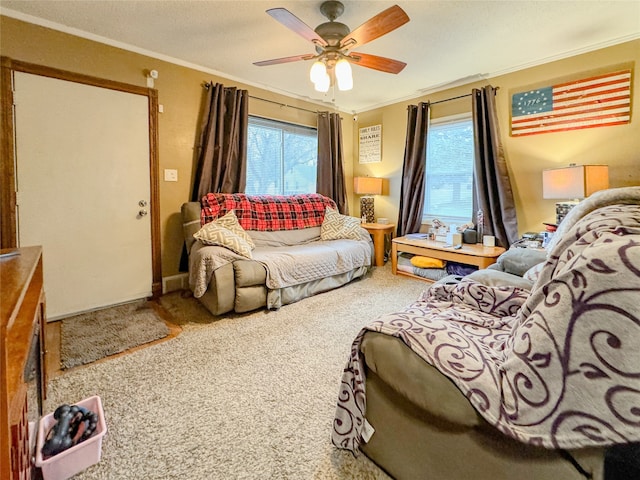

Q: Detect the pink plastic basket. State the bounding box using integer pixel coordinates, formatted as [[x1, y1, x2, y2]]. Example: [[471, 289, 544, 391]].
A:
[[35, 395, 107, 480]]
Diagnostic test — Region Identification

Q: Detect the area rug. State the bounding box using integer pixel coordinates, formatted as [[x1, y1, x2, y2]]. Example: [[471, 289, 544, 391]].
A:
[[46, 265, 428, 478], [60, 300, 171, 369]]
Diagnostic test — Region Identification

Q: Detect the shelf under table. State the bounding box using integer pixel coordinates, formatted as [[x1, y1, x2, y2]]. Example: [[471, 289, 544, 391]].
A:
[[392, 236, 506, 282]]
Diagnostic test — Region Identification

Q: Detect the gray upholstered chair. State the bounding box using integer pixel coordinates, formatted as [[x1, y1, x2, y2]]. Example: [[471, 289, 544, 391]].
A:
[[333, 188, 640, 480]]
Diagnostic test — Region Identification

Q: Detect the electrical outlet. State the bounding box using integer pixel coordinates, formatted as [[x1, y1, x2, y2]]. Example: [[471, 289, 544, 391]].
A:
[[164, 169, 178, 182]]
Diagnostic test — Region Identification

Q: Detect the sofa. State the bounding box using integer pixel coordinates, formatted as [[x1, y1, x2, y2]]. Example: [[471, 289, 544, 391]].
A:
[[332, 186, 640, 480], [182, 193, 373, 315]]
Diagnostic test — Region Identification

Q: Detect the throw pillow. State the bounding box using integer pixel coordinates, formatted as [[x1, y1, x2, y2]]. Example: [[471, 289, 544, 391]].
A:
[[213, 210, 255, 249], [410, 256, 445, 269], [193, 222, 253, 258], [321, 208, 362, 241]]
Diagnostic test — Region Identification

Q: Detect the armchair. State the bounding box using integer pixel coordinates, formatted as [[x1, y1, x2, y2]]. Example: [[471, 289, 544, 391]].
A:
[[332, 187, 640, 479]]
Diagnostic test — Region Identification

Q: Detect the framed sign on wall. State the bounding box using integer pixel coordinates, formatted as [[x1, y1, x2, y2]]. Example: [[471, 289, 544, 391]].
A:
[[359, 124, 382, 163]]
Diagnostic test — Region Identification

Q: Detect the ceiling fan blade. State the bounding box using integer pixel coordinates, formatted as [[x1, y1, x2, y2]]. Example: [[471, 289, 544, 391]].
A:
[[253, 54, 315, 67], [349, 52, 407, 74], [340, 5, 409, 49], [266, 8, 328, 47]]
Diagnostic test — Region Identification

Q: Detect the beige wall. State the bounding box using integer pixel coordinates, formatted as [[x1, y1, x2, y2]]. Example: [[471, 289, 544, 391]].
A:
[[0, 16, 353, 277], [2, 15, 638, 278], [354, 39, 639, 235]]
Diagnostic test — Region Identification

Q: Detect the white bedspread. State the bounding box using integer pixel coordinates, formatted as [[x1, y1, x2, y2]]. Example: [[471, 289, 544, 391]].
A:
[[189, 238, 372, 297], [253, 239, 371, 289], [188, 242, 245, 297]]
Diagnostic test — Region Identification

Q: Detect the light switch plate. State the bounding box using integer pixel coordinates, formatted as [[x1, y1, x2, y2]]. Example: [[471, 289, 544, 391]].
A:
[[164, 169, 178, 182]]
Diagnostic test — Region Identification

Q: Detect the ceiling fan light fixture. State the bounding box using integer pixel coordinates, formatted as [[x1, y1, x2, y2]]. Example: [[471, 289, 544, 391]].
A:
[[257, 3, 410, 94], [314, 71, 331, 92], [335, 58, 353, 91], [309, 60, 327, 83]]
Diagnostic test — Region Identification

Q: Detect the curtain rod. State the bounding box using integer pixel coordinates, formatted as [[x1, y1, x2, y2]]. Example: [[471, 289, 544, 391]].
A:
[[202, 82, 318, 114], [204, 83, 498, 112], [430, 93, 472, 105], [249, 95, 318, 114], [429, 87, 500, 106]]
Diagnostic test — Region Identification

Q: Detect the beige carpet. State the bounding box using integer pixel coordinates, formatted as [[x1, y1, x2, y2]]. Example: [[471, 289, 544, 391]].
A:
[[60, 300, 171, 369], [44, 265, 427, 479]]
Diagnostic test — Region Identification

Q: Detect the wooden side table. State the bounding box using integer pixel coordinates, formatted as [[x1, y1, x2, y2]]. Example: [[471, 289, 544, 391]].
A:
[[361, 223, 395, 266], [392, 235, 506, 281]]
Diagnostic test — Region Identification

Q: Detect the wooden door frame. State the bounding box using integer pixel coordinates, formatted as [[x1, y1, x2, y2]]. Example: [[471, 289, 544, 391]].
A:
[[0, 57, 162, 298]]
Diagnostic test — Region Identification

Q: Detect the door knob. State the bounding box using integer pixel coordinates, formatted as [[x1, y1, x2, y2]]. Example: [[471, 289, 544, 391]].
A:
[[138, 209, 148, 217]]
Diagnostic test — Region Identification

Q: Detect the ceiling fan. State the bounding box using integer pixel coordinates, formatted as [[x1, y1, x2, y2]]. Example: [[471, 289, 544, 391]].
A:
[[254, 1, 410, 92]]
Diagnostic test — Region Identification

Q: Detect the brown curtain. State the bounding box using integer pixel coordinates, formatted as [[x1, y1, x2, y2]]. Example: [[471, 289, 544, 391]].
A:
[[316, 111, 348, 214], [397, 102, 430, 237], [191, 82, 248, 200], [472, 86, 518, 247]]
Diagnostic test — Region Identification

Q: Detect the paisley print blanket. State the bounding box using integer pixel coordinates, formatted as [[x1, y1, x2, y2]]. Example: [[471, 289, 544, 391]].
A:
[[333, 187, 640, 451]]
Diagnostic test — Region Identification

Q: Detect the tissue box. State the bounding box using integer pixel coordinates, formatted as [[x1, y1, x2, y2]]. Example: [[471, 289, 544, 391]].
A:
[[35, 395, 107, 480]]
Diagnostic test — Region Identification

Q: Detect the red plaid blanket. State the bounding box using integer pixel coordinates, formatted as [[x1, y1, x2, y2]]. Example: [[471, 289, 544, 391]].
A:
[[200, 193, 337, 231]]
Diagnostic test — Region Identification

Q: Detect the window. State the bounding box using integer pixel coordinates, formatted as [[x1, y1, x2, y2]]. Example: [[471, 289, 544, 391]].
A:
[[423, 114, 475, 224], [246, 116, 318, 195]]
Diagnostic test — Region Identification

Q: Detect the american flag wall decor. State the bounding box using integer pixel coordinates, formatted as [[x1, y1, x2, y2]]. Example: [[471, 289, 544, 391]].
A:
[[510, 69, 632, 136]]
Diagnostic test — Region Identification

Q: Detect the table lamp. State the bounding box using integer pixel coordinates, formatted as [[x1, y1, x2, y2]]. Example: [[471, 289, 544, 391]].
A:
[[542, 164, 609, 224], [354, 177, 383, 223]]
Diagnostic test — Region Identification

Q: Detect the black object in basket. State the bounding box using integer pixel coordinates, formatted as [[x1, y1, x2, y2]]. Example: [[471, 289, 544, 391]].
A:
[[41, 404, 99, 458]]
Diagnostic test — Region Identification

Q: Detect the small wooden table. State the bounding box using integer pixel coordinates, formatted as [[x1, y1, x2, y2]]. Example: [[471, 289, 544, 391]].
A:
[[361, 223, 395, 267], [392, 235, 505, 281]]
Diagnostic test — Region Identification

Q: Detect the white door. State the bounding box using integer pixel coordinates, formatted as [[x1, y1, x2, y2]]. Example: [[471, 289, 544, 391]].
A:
[[14, 72, 153, 320]]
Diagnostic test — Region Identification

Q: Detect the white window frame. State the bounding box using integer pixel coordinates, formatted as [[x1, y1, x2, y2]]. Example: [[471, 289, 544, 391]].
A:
[[422, 112, 475, 225], [246, 115, 318, 195]]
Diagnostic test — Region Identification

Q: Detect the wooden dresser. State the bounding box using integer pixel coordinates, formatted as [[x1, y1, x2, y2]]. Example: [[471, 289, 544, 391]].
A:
[[1, 246, 47, 480]]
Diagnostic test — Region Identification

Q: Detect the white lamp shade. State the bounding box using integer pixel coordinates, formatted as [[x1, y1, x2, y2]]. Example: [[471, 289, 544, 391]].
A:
[[542, 165, 609, 199], [354, 177, 383, 195], [335, 58, 353, 91], [309, 61, 326, 83], [314, 72, 330, 92]]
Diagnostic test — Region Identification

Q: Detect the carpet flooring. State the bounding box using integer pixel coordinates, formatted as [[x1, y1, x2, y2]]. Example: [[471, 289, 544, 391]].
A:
[[60, 300, 171, 369], [43, 265, 427, 479]]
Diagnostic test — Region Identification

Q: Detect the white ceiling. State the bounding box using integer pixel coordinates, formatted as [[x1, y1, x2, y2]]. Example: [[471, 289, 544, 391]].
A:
[[2, 1, 639, 113]]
